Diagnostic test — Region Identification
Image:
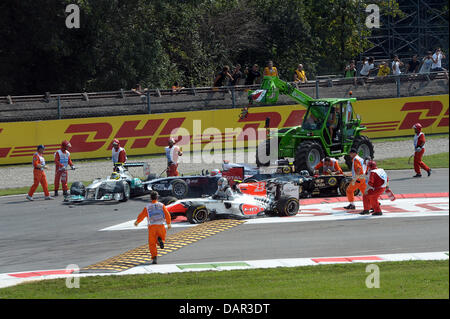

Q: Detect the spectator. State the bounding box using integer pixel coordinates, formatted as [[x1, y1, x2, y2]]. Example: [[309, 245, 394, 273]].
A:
[[244, 64, 261, 85], [132, 84, 144, 95], [391, 55, 404, 76], [230, 64, 243, 85], [293, 64, 307, 86], [431, 48, 448, 80], [377, 61, 390, 77], [344, 60, 357, 85], [263, 60, 279, 77], [171, 81, 184, 93], [407, 55, 420, 73], [344, 60, 357, 77], [431, 48, 446, 71], [359, 57, 375, 84], [213, 65, 234, 87], [419, 51, 434, 74]]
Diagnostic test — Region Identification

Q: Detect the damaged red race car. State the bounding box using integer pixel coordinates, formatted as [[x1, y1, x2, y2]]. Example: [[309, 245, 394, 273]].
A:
[[166, 179, 300, 224]]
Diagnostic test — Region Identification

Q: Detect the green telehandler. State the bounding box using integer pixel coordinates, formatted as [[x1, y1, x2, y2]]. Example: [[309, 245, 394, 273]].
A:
[[250, 76, 374, 174]]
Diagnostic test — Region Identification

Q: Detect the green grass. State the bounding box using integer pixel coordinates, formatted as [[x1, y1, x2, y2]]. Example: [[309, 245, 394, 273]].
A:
[[0, 181, 91, 197], [0, 260, 447, 299], [376, 152, 449, 170], [339, 152, 448, 172], [371, 133, 448, 143]]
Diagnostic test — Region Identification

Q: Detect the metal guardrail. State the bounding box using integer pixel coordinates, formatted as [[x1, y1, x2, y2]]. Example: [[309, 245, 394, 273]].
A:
[[2, 72, 447, 105], [0, 72, 447, 123]]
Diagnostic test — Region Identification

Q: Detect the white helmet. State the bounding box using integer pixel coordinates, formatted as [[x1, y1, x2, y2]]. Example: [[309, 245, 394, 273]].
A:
[[217, 177, 228, 190]]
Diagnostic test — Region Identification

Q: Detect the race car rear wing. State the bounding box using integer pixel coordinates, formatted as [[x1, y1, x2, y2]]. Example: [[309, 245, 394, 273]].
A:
[[114, 162, 150, 176]]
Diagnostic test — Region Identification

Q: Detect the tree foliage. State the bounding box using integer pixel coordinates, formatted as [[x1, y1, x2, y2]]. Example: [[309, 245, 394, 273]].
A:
[[0, 0, 411, 95]]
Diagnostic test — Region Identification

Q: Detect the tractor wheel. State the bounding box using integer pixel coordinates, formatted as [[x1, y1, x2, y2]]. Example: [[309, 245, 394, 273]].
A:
[[186, 205, 210, 224], [346, 135, 374, 170], [294, 140, 325, 175], [344, 155, 353, 170], [256, 139, 274, 167]]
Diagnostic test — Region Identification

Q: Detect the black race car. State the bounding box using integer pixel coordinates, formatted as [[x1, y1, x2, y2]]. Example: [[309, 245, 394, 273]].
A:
[[242, 164, 357, 198], [142, 165, 245, 202]]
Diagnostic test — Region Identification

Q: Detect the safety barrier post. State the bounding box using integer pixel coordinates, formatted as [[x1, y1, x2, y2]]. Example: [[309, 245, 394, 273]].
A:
[[231, 87, 236, 108], [57, 95, 61, 119], [315, 80, 320, 99], [146, 91, 151, 114]]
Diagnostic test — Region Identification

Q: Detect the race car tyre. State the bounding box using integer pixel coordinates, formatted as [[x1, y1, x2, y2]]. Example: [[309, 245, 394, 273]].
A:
[[186, 205, 210, 224], [345, 135, 374, 170], [119, 181, 130, 202], [160, 196, 177, 206], [170, 179, 189, 199], [338, 179, 360, 196], [276, 196, 300, 216], [70, 181, 86, 196], [294, 140, 325, 175]]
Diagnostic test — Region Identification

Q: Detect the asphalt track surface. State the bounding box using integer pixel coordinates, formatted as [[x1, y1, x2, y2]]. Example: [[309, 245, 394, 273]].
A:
[[0, 169, 448, 274]]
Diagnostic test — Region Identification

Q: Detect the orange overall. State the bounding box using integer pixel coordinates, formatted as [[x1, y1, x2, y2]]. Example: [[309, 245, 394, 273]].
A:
[[314, 158, 344, 175], [136, 201, 171, 259], [166, 145, 181, 177], [28, 152, 50, 197], [346, 155, 367, 202], [167, 163, 179, 177]]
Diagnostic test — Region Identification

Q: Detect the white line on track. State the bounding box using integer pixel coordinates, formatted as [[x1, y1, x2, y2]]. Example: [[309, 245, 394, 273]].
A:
[[100, 197, 449, 231]]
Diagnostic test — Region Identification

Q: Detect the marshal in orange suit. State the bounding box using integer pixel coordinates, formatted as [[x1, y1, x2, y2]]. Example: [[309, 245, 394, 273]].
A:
[[27, 145, 53, 201], [134, 191, 171, 264], [343, 149, 367, 210]]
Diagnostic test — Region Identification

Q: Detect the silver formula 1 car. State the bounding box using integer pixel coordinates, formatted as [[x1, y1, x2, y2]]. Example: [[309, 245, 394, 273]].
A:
[[166, 180, 300, 224], [64, 162, 150, 203]]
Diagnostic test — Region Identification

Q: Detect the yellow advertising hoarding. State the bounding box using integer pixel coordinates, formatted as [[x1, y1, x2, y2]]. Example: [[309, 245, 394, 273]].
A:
[[0, 94, 448, 165]]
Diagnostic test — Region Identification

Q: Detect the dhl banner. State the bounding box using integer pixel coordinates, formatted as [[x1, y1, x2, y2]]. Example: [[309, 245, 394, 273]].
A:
[[0, 94, 448, 165]]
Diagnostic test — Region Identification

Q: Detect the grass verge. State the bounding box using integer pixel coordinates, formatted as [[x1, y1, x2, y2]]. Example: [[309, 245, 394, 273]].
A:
[[371, 133, 448, 143], [376, 152, 449, 170], [0, 181, 91, 197], [0, 260, 447, 299]]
